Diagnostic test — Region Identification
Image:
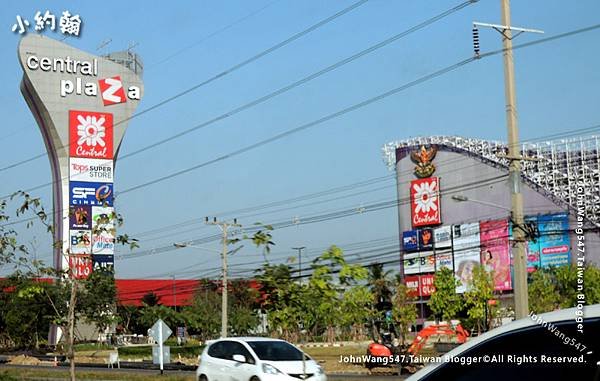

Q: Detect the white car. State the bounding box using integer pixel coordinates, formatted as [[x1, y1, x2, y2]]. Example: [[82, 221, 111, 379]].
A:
[[196, 337, 327, 381], [406, 304, 600, 380]]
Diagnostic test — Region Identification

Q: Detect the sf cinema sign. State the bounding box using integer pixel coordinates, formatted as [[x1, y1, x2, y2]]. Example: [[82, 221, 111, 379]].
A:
[[410, 177, 441, 227]]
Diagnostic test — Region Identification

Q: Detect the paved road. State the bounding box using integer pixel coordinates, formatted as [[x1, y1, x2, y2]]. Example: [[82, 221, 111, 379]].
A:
[[0, 364, 406, 380]]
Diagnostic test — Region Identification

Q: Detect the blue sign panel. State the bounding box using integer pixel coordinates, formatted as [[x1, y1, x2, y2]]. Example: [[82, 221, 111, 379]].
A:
[[92, 254, 114, 271], [70, 181, 113, 206], [403, 230, 418, 252], [538, 213, 570, 268]]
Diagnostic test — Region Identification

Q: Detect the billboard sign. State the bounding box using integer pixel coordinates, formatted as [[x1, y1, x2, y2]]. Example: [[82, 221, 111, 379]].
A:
[[403, 252, 434, 274], [453, 223, 480, 293], [410, 177, 441, 227], [405, 274, 435, 297], [402, 230, 418, 252], [92, 206, 115, 233], [92, 231, 115, 254], [480, 219, 512, 291], [435, 250, 453, 271], [69, 254, 92, 279], [418, 228, 433, 250], [69, 110, 114, 159], [70, 230, 91, 254], [434, 226, 452, 249], [538, 213, 571, 268], [69, 157, 113, 183], [403, 253, 420, 275], [70, 181, 113, 206], [93, 254, 114, 271], [525, 216, 541, 272], [69, 205, 91, 230]]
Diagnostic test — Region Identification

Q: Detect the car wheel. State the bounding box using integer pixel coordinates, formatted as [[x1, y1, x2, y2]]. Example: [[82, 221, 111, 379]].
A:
[[199, 375, 208, 381], [250, 377, 261, 381]]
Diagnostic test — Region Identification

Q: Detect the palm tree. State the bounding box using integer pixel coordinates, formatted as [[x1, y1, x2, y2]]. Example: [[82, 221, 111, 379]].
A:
[[368, 263, 393, 304]]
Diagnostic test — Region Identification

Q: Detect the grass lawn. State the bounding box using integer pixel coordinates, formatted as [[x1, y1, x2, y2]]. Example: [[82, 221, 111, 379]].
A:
[[0, 368, 194, 380]]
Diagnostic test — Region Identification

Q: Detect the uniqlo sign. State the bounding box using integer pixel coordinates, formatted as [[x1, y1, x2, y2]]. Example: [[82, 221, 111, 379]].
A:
[[410, 177, 441, 227], [405, 274, 435, 297], [69, 110, 113, 159], [69, 254, 92, 279], [98, 76, 127, 106]]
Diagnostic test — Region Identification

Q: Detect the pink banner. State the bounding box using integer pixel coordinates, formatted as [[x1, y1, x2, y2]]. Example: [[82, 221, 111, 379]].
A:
[[480, 219, 512, 291]]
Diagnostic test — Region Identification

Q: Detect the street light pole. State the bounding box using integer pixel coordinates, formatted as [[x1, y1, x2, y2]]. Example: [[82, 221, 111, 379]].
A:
[[205, 217, 241, 338], [292, 247, 305, 283]]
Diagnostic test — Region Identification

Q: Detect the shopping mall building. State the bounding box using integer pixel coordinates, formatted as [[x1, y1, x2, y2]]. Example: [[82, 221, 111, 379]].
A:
[[382, 135, 600, 319]]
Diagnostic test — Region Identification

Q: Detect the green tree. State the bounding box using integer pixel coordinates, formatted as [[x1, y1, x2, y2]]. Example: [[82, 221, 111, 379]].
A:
[[528, 269, 559, 313], [428, 267, 463, 322], [339, 285, 374, 341], [464, 265, 495, 334], [392, 282, 418, 346], [368, 263, 393, 304], [0, 274, 54, 348], [309, 246, 368, 343]]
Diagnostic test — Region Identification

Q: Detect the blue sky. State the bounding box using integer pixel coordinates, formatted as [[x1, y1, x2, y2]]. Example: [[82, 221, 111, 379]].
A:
[[1, 0, 599, 279]]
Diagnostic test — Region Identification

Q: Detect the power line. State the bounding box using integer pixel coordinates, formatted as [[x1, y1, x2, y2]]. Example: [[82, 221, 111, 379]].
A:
[[117, 24, 600, 196], [0, 0, 475, 195], [0, 0, 370, 173]]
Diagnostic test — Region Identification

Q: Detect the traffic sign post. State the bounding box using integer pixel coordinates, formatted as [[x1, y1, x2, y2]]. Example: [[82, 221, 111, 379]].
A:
[[149, 319, 172, 374]]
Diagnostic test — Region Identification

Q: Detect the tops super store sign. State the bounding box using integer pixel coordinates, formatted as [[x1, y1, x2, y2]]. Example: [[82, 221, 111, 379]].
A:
[[25, 55, 140, 104]]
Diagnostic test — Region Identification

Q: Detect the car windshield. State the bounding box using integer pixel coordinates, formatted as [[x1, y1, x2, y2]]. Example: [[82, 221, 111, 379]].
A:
[[247, 341, 305, 361]]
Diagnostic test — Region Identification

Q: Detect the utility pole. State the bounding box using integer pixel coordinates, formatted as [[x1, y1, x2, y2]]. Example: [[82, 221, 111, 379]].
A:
[[206, 217, 241, 338], [472, 1, 543, 319], [292, 247, 305, 283]]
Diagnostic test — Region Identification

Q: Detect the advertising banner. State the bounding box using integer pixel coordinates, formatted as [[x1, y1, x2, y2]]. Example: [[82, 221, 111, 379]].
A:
[[453, 223, 480, 293], [480, 219, 512, 291], [435, 250, 453, 271], [70, 230, 91, 254], [418, 228, 433, 250], [419, 251, 435, 273], [403, 253, 420, 275], [402, 230, 418, 252], [410, 177, 441, 227], [403, 252, 435, 274], [434, 225, 453, 271], [69, 110, 114, 159], [92, 231, 115, 255], [92, 206, 115, 233], [69, 205, 92, 230], [525, 216, 541, 272], [93, 254, 114, 271], [405, 274, 435, 297], [70, 181, 113, 206], [69, 254, 92, 279], [538, 213, 571, 268], [69, 157, 113, 183], [434, 226, 452, 249]]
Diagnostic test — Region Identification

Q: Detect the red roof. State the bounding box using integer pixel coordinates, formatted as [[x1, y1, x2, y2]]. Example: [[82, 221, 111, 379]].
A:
[[1, 278, 260, 307], [116, 279, 200, 307]]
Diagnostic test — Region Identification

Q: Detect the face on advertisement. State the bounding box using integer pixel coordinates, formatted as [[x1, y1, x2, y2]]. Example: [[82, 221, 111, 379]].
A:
[[457, 259, 478, 284]]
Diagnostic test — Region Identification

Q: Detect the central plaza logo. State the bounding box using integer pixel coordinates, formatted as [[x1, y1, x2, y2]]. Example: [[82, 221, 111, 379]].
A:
[[69, 110, 113, 159]]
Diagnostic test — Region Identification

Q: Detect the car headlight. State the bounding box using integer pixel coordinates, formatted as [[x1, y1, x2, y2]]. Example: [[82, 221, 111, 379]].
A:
[[262, 363, 282, 375], [316, 365, 325, 375]]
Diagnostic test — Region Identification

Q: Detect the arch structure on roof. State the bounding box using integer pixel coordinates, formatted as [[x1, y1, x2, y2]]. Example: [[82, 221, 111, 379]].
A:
[[382, 135, 600, 225]]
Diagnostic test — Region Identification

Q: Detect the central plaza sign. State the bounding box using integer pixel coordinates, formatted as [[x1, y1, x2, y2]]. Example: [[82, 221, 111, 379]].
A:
[[25, 54, 141, 102]]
